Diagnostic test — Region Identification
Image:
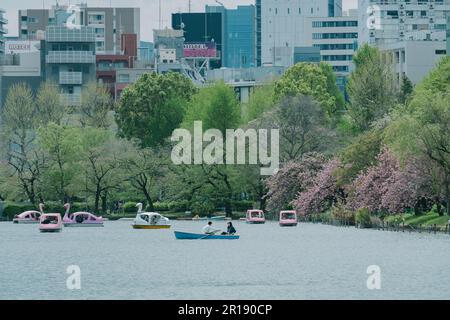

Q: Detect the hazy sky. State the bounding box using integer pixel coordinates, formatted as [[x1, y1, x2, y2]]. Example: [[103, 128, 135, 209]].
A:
[[2, 0, 358, 41]]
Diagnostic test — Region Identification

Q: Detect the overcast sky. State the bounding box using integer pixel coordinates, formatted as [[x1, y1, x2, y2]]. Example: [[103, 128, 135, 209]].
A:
[[2, 0, 358, 41]]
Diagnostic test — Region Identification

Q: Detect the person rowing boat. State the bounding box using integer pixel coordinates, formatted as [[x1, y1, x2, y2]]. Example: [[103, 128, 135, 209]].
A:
[[202, 221, 221, 235]]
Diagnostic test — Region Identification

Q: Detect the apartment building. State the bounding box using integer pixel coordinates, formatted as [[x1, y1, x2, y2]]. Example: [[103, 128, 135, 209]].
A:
[[257, 0, 343, 67], [19, 4, 140, 54], [358, 0, 450, 45], [41, 25, 96, 106], [0, 9, 7, 57]]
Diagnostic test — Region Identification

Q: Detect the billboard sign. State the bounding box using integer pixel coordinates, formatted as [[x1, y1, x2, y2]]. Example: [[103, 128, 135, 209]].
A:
[[183, 42, 217, 58], [5, 40, 40, 54]]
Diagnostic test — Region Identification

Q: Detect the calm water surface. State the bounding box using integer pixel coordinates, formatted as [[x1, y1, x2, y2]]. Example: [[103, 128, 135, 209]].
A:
[[1, 220, 449, 300]]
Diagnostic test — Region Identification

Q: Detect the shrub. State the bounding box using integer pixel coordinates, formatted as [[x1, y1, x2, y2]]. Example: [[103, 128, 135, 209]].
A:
[[355, 208, 372, 228], [168, 200, 189, 212], [153, 202, 170, 212], [231, 200, 254, 211], [123, 201, 138, 213], [2, 202, 36, 220], [331, 203, 355, 225]]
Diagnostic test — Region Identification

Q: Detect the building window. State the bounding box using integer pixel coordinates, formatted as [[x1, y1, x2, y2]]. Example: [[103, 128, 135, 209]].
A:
[[435, 50, 446, 55]]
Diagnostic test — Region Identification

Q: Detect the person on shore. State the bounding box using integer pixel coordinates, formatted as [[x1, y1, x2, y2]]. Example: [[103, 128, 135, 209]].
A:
[[202, 221, 221, 235]]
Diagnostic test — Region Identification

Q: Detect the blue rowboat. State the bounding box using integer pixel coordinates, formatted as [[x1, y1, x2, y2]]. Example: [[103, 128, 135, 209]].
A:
[[174, 231, 240, 240]]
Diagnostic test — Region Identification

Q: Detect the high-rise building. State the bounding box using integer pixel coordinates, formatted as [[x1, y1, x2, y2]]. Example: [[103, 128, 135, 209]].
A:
[[302, 15, 359, 75], [41, 25, 96, 106], [258, 0, 342, 67], [358, 0, 450, 46], [206, 5, 256, 68], [0, 9, 7, 57], [19, 4, 140, 54]]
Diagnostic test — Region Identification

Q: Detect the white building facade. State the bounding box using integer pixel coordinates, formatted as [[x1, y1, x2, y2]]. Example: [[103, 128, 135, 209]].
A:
[[259, 0, 343, 67], [358, 0, 450, 45], [302, 14, 359, 75]]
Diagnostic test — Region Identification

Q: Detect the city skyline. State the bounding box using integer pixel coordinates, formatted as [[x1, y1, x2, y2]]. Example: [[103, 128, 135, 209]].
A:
[[1, 0, 358, 41]]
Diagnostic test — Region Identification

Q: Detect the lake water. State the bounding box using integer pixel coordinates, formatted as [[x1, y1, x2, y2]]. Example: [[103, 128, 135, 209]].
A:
[[1, 220, 450, 300]]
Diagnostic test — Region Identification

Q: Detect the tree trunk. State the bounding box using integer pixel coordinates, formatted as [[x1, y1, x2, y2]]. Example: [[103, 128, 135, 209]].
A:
[[143, 187, 155, 211], [101, 192, 107, 214], [94, 185, 101, 214], [224, 199, 233, 218]]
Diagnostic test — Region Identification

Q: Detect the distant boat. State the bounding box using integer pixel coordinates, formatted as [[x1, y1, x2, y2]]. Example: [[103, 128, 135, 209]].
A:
[[13, 204, 44, 224], [132, 203, 171, 229], [246, 210, 266, 224], [174, 231, 240, 240], [63, 203, 104, 227], [279, 210, 298, 227], [39, 213, 63, 233]]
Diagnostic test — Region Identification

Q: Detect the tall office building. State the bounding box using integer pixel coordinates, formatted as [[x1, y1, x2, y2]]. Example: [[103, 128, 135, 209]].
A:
[[0, 9, 7, 57], [19, 4, 140, 54], [302, 15, 359, 75], [206, 5, 256, 68], [258, 0, 342, 66], [358, 0, 450, 45], [41, 25, 96, 106]]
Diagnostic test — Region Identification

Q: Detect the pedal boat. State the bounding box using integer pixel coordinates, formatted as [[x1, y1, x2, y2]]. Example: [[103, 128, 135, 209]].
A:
[[63, 203, 104, 227], [246, 209, 266, 224], [39, 213, 63, 233], [132, 203, 171, 229], [279, 210, 298, 227], [13, 204, 44, 224]]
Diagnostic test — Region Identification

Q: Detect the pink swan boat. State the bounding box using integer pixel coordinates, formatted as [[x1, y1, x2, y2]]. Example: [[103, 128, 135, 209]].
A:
[[279, 210, 298, 227], [63, 203, 104, 227], [39, 213, 63, 233], [13, 204, 44, 224], [246, 209, 266, 224]]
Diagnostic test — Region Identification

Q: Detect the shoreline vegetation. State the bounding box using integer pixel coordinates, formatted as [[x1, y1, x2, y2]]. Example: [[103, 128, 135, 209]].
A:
[[1, 46, 448, 227]]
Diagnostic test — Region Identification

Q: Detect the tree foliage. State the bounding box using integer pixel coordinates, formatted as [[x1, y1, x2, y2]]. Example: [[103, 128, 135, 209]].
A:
[[274, 62, 345, 118], [116, 72, 197, 147]]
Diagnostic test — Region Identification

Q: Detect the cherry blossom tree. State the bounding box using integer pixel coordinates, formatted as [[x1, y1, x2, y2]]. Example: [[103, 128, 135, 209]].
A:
[[265, 153, 326, 213], [293, 158, 344, 216]]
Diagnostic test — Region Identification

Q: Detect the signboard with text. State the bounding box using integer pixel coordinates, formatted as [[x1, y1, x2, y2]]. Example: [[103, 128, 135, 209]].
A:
[[5, 40, 40, 54], [183, 42, 217, 58]]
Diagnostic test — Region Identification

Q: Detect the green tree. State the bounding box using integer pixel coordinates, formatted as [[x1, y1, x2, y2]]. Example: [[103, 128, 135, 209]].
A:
[[116, 72, 197, 148], [398, 75, 414, 105], [242, 82, 275, 123], [79, 82, 113, 129], [347, 44, 398, 131], [336, 128, 383, 186], [0, 83, 47, 204], [121, 144, 168, 211], [274, 62, 345, 118], [182, 82, 241, 217], [38, 124, 81, 203], [385, 57, 450, 215], [35, 81, 65, 126]]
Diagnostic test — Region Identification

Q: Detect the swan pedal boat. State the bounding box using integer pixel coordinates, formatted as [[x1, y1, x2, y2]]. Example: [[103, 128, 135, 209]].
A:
[[132, 203, 171, 229], [13, 204, 44, 224], [63, 204, 104, 227], [174, 231, 240, 240]]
